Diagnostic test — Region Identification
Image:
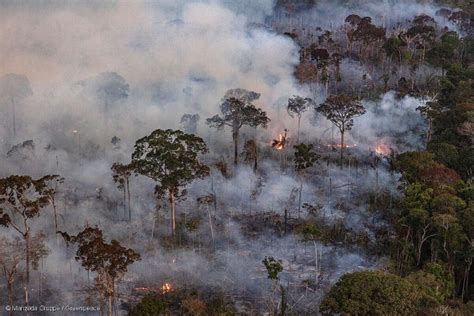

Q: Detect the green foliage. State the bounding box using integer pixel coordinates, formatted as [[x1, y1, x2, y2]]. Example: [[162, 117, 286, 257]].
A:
[[430, 193, 466, 215], [111, 163, 132, 190], [206, 88, 269, 165], [320, 271, 434, 315], [401, 183, 433, 210], [0, 175, 55, 227], [58, 227, 140, 278], [131, 129, 209, 198], [287, 95, 314, 118], [130, 288, 235, 316], [129, 295, 166, 316], [206, 89, 270, 132], [406, 270, 445, 304], [383, 36, 403, 60], [294, 143, 319, 172], [262, 256, 283, 280], [426, 31, 461, 71], [428, 142, 459, 168], [392, 151, 438, 183], [297, 221, 322, 240], [423, 262, 455, 299], [317, 95, 366, 133]]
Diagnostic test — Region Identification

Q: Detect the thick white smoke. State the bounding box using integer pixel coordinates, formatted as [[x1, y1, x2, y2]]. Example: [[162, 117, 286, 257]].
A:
[[0, 0, 299, 151], [0, 0, 437, 313]]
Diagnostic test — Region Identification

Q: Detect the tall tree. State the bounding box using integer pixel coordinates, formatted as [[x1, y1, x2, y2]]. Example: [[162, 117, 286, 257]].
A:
[[81, 72, 129, 112], [287, 96, 314, 143], [241, 140, 259, 172], [316, 95, 366, 166], [131, 129, 210, 236], [207, 89, 270, 165], [59, 227, 140, 316], [0, 74, 32, 137], [0, 237, 24, 312], [0, 175, 52, 284], [294, 143, 320, 215], [35, 175, 64, 232], [426, 32, 461, 76], [351, 17, 386, 60], [262, 256, 286, 315], [111, 163, 133, 221], [180, 114, 200, 134]]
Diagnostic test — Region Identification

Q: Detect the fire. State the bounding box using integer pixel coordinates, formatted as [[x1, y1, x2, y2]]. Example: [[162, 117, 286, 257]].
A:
[[373, 143, 390, 156], [273, 134, 284, 150], [271, 129, 288, 150], [161, 282, 172, 294]]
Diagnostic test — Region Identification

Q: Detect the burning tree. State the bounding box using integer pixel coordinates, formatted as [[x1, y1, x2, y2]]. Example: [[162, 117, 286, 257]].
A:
[[131, 129, 210, 237], [316, 95, 366, 166], [59, 227, 140, 316], [294, 143, 320, 215], [207, 89, 270, 165], [0, 175, 54, 284], [111, 162, 133, 221], [272, 129, 289, 151], [287, 96, 315, 143]]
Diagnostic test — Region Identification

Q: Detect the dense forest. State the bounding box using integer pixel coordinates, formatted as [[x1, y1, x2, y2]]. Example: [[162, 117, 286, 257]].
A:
[[0, 0, 473, 315]]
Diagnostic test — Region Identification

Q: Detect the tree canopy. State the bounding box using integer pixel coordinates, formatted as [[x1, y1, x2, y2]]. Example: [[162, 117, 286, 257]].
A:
[[320, 271, 435, 315]]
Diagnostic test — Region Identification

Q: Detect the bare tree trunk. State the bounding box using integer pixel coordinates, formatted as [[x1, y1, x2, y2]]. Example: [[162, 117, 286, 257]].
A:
[[151, 199, 161, 240], [253, 145, 258, 173], [313, 240, 321, 283], [462, 256, 472, 299], [25, 231, 30, 285], [122, 187, 126, 220], [232, 129, 239, 165], [127, 178, 131, 222], [298, 178, 303, 218], [427, 118, 432, 144], [339, 129, 345, 167], [169, 190, 176, 237], [108, 295, 113, 316], [52, 198, 58, 232], [207, 205, 215, 246], [3, 267, 13, 312], [297, 115, 301, 144], [24, 286, 29, 306], [416, 227, 433, 266], [7, 281, 13, 314]]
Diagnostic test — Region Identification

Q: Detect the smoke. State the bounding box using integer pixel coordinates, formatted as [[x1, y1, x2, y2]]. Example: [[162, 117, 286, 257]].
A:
[[0, 0, 442, 313], [0, 0, 299, 151], [272, 0, 459, 30]]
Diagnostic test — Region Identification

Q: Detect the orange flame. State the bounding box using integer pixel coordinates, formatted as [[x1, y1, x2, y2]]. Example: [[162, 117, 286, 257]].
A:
[[161, 282, 172, 294], [272, 133, 286, 150], [275, 134, 284, 150], [374, 143, 390, 156]]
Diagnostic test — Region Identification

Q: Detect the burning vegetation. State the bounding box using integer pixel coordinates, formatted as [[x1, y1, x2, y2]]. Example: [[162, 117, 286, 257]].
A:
[[271, 129, 289, 150], [0, 1, 473, 315]]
